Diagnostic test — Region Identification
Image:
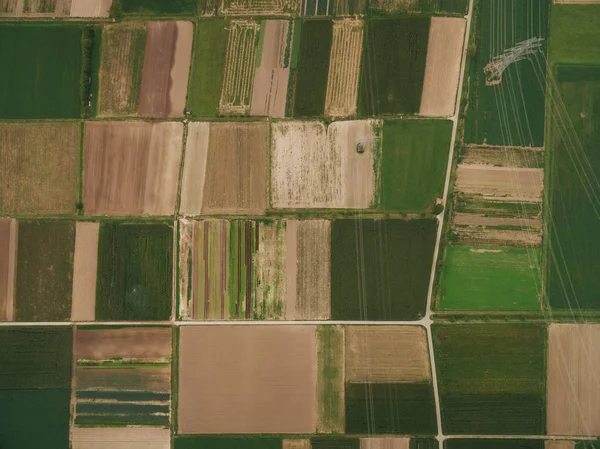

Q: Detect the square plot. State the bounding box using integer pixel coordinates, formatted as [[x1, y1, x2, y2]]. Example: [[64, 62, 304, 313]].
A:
[[178, 325, 317, 434]]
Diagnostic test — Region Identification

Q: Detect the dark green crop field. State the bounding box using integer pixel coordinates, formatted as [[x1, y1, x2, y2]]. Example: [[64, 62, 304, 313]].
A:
[[446, 440, 545, 449], [331, 219, 437, 321], [15, 220, 75, 322], [359, 18, 429, 116], [175, 437, 282, 449], [345, 383, 437, 435], [0, 327, 72, 389], [312, 438, 360, 449], [381, 119, 452, 212], [464, 0, 548, 147], [292, 20, 333, 117], [549, 5, 600, 65], [116, 0, 198, 15], [433, 324, 546, 434], [96, 223, 173, 321], [0, 389, 70, 449], [0, 25, 82, 118]]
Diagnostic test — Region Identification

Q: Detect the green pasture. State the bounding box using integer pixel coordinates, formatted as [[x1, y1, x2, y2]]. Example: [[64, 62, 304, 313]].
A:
[[0, 327, 72, 389], [331, 219, 437, 321], [464, 0, 548, 147], [15, 221, 75, 322], [549, 5, 600, 65], [188, 19, 228, 117], [439, 244, 542, 311], [175, 437, 282, 449], [114, 0, 198, 16], [0, 24, 82, 118], [359, 18, 429, 116], [380, 119, 452, 212], [446, 440, 544, 449], [96, 223, 173, 321]]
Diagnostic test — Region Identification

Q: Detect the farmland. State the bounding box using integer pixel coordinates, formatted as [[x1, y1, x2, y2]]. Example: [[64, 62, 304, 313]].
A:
[[548, 5, 600, 65], [317, 325, 344, 433], [175, 437, 283, 449], [0, 24, 82, 118], [446, 441, 545, 449], [331, 219, 437, 320], [95, 223, 173, 321], [118, 0, 198, 15], [0, 122, 80, 215], [71, 222, 100, 321], [220, 0, 300, 15], [0, 219, 17, 321]]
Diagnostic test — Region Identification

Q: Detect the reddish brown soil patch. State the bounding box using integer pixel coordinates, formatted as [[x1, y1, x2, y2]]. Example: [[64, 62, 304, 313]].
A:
[[71, 222, 99, 322], [75, 327, 172, 359], [0, 219, 17, 321]]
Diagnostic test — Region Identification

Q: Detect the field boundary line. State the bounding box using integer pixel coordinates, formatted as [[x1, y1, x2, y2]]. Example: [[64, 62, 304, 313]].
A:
[[0, 320, 429, 326]]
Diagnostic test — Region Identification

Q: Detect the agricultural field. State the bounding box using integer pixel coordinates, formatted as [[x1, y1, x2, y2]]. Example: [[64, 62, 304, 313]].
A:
[[220, 0, 300, 15], [0, 219, 17, 321], [0, 123, 80, 215], [317, 325, 344, 433], [463, 0, 548, 147], [0, 0, 110, 19], [71, 222, 100, 322], [0, 25, 82, 118], [83, 121, 183, 216], [446, 441, 545, 449], [548, 5, 600, 65], [433, 324, 546, 434], [180, 121, 268, 215], [331, 219, 437, 320], [116, 0, 198, 15], [95, 223, 173, 321]]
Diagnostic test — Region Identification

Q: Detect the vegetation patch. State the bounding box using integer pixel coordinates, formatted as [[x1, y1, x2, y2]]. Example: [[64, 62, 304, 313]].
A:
[[317, 325, 344, 433], [175, 437, 282, 449], [549, 5, 600, 65], [116, 0, 198, 15]]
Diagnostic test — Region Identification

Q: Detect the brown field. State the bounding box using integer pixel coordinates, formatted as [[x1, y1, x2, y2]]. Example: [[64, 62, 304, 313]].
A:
[[454, 213, 541, 228], [360, 438, 410, 449], [70, 0, 111, 16], [75, 327, 172, 359], [251, 20, 290, 118], [283, 440, 311, 449], [420, 17, 466, 117], [545, 442, 575, 449], [324, 19, 364, 118], [97, 23, 146, 116], [461, 145, 544, 168], [346, 326, 431, 383], [455, 227, 541, 246], [139, 21, 193, 118], [82, 121, 183, 216], [72, 428, 170, 449], [71, 222, 99, 322], [178, 325, 317, 433], [0, 219, 17, 321], [219, 0, 300, 16], [180, 121, 268, 215], [547, 324, 600, 436], [0, 123, 80, 215], [17, 0, 71, 15], [220, 20, 260, 115]]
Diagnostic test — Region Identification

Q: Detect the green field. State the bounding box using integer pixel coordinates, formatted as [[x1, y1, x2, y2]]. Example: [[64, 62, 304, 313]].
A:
[[15, 221, 75, 322], [116, 0, 198, 15], [446, 440, 544, 449], [412, 439, 438, 449], [439, 244, 542, 311], [331, 219, 437, 321], [187, 19, 228, 117], [0, 327, 72, 389], [96, 223, 173, 321], [0, 389, 71, 449], [548, 5, 600, 65], [359, 18, 429, 116], [292, 20, 333, 117], [437, 0, 467, 14], [464, 0, 548, 147], [345, 383, 437, 435], [317, 325, 344, 433], [433, 324, 546, 434], [174, 437, 282, 449], [0, 25, 82, 118], [381, 119, 452, 212]]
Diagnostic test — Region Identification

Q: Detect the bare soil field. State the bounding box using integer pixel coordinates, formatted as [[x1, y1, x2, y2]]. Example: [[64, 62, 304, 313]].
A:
[[220, 20, 260, 115], [72, 428, 170, 449], [219, 0, 300, 16], [251, 20, 290, 118], [97, 23, 146, 116], [75, 327, 172, 359], [178, 325, 317, 433], [179, 123, 209, 215], [454, 213, 541, 228], [548, 324, 600, 436], [70, 0, 111, 17], [0, 123, 79, 214], [325, 19, 364, 117], [420, 17, 466, 117], [461, 145, 544, 168], [545, 442, 575, 449], [283, 440, 311, 449], [360, 438, 410, 449], [0, 219, 16, 321], [455, 227, 542, 246], [71, 222, 99, 322], [83, 121, 183, 216], [139, 21, 193, 118], [284, 220, 298, 319], [345, 326, 431, 383]]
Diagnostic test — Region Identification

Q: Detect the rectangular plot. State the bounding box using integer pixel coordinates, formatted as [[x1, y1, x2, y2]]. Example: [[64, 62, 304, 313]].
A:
[[72, 427, 170, 449], [317, 325, 345, 433], [71, 222, 99, 321], [446, 440, 545, 449], [0, 219, 16, 321], [361, 439, 410, 449], [70, 0, 112, 17], [220, 0, 300, 15], [75, 328, 172, 359]]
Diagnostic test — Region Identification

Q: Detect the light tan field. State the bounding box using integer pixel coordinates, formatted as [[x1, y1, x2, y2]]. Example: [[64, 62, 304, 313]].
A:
[[547, 324, 600, 436], [69, 0, 111, 16], [83, 121, 183, 216], [0, 123, 79, 215], [361, 438, 410, 449], [0, 219, 17, 321], [325, 19, 364, 118], [420, 17, 466, 117], [72, 428, 170, 449], [456, 227, 541, 246], [455, 165, 544, 203], [545, 442, 575, 449], [178, 325, 317, 433], [180, 122, 268, 215], [139, 21, 193, 118], [219, 0, 300, 15], [251, 20, 290, 118], [75, 327, 172, 360], [255, 221, 287, 319], [97, 23, 146, 116], [461, 145, 544, 168], [285, 220, 298, 319], [283, 440, 311, 449], [71, 222, 99, 322], [346, 326, 431, 383], [454, 213, 541, 228]]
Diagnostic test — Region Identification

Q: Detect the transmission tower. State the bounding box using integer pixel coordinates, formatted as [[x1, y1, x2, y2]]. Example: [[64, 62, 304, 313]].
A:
[[483, 37, 544, 85]]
